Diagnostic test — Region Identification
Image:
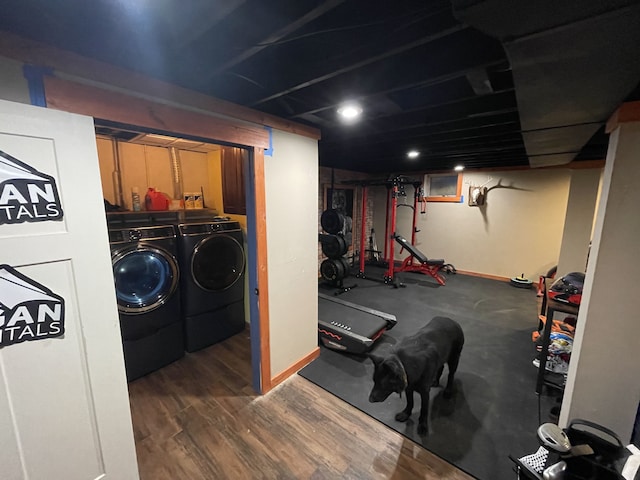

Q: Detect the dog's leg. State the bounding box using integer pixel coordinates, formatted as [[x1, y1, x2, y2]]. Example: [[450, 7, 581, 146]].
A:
[[433, 365, 444, 386], [416, 387, 430, 435], [395, 387, 414, 422], [443, 347, 462, 399]]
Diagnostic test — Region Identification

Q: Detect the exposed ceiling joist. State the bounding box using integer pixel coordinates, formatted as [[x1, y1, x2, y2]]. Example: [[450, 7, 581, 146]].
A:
[[203, 0, 346, 80], [2, 0, 637, 173], [251, 23, 468, 106]]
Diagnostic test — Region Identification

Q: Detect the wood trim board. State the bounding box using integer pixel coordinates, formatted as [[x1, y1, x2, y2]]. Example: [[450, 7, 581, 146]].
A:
[[606, 100, 640, 133], [270, 347, 320, 389], [0, 30, 321, 140], [252, 149, 273, 393], [43, 76, 270, 148]]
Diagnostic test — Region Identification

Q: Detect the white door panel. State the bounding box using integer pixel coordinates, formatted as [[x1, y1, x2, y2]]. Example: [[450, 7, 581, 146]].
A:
[[0, 99, 139, 479], [2, 261, 103, 480], [0, 132, 66, 238]]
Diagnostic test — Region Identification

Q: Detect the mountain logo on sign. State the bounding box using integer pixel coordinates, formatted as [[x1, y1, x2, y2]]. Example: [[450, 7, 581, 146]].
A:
[[0, 150, 64, 225], [0, 265, 66, 348]]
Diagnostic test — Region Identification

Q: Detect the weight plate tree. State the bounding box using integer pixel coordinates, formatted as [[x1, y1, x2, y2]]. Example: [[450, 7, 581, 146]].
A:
[[318, 207, 353, 293]]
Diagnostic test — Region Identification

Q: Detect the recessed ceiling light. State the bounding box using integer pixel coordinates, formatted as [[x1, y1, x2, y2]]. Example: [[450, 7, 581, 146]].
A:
[[407, 150, 420, 159], [454, 165, 465, 172], [337, 103, 362, 121]]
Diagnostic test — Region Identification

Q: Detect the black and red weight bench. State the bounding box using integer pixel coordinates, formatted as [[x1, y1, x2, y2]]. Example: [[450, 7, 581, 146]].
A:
[[394, 234, 447, 286]]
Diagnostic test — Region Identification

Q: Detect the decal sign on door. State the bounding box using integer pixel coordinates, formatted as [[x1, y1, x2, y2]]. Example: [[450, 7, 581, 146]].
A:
[[0, 265, 66, 348], [0, 150, 64, 224]]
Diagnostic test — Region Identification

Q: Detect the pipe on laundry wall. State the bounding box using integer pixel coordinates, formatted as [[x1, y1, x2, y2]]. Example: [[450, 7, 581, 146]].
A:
[[111, 138, 125, 207], [169, 147, 183, 200]]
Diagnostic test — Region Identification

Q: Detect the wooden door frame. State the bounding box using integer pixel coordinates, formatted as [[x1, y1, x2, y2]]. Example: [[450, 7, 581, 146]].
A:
[[41, 75, 276, 392]]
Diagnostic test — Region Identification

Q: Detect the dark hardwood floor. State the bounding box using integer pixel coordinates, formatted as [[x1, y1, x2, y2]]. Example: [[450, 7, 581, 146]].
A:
[[127, 328, 474, 479]]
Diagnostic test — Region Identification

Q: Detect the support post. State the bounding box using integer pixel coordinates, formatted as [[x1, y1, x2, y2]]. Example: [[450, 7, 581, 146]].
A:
[[359, 185, 367, 275]]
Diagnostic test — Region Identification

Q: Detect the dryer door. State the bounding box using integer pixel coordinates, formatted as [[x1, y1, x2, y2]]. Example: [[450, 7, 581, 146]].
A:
[[112, 246, 179, 314], [191, 234, 245, 291]]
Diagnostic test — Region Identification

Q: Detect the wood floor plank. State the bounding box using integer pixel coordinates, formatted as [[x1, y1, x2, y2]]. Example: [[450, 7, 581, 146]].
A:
[[220, 396, 320, 477], [128, 331, 475, 479]]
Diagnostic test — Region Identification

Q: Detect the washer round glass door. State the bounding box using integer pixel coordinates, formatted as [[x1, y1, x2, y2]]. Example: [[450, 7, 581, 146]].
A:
[[112, 246, 179, 314], [192, 235, 245, 291]]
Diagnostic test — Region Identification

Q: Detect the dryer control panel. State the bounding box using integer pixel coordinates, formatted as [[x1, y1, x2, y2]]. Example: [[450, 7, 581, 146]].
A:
[[109, 225, 177, 244], [178, 221, 241, 236]]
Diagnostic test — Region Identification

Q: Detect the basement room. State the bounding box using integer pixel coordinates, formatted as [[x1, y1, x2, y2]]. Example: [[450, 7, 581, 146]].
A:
[[0, 1, 639, 479]]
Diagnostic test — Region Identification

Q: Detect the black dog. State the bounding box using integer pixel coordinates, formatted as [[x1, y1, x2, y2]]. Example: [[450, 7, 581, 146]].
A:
[[368, 316, 464, 435]]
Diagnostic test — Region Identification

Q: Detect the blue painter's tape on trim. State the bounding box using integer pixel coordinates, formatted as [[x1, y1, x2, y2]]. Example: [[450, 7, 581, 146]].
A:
[[460, 195, 464, 203], [23, 65, 53, 107], [264, 126, 273, 156]]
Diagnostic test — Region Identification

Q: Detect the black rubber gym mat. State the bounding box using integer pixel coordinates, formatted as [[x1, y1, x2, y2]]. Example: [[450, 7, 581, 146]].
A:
[[301, 268, 558, 480]]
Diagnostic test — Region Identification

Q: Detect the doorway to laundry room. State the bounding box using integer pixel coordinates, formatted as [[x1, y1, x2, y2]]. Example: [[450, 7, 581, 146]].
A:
[[93, 123, 263, 399]]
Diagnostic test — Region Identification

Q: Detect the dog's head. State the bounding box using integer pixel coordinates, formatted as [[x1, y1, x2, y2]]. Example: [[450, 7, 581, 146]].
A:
[[367, 353, 408, 403]]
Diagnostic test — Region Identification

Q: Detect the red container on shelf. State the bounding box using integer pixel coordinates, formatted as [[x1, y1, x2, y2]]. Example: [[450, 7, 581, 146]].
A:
[[144, 188, 170, 211]]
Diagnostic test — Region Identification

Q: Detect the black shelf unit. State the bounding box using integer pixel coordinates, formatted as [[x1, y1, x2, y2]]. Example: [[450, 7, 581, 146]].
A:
[[535, 280, 580, 395]]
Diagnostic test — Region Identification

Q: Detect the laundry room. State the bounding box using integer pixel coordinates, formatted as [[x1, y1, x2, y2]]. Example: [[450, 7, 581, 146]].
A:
[[94, 127, 252, 381], [95, 128, 247, 228]]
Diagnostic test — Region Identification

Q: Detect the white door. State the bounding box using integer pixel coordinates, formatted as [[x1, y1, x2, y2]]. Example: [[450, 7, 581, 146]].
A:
[[0, 99, 139, 479]]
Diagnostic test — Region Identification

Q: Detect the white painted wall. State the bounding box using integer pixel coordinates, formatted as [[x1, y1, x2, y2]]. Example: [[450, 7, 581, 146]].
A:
[[560, 122, 640, 441], [264, 129, 319, 376], [556, 169, 601, 276], [373, 169, 575, 280], [0, 56, 30, 104]]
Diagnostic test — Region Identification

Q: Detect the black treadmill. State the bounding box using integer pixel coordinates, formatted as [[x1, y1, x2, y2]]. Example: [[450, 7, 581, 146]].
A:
[[317, 293, 397, 354]]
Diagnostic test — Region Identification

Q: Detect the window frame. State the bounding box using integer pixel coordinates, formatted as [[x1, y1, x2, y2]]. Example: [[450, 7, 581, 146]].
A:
[[424, 173, 463, 203]]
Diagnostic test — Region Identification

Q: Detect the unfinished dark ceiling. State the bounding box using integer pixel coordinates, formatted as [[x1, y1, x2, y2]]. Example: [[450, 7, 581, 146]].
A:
[[1, 0, 640, 174]]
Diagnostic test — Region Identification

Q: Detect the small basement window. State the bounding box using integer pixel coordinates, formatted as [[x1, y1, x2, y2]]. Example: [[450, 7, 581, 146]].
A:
[[423, 173, 463, 202]]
